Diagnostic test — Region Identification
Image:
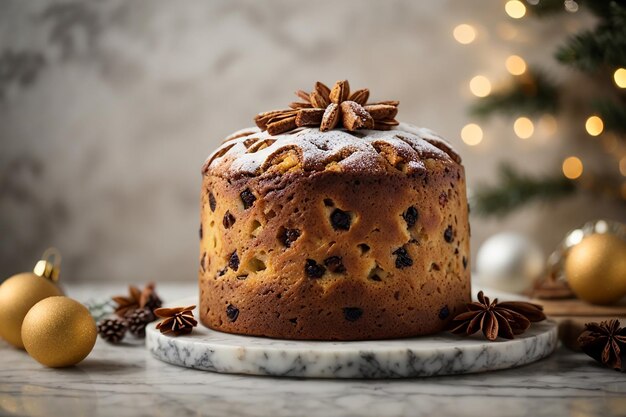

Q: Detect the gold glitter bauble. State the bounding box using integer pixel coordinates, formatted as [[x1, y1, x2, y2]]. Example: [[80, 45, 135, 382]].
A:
[[565, 233, 626, 305], [0, 273, 62, 348], [22, 296, 97, 367]]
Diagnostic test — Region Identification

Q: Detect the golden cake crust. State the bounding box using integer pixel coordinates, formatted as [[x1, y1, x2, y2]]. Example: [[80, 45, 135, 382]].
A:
[[199, 124, 470, 340]]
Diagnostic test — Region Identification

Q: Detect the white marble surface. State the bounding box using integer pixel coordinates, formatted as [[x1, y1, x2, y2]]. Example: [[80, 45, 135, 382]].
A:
[[1, 283, 626, 417], [147, 297, 558, 378]]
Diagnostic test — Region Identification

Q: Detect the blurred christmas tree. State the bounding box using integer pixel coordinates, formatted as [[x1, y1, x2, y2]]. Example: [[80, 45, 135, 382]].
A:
[[469, 0, 626, 216]]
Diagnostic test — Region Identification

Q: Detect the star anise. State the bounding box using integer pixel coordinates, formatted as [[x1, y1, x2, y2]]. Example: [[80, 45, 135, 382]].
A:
[[112, 282, 162, 318], [254, 80, 399, 135], [449, 291, 547, 341], [154, 305, 198, 336], [578, 320, 626, 372]]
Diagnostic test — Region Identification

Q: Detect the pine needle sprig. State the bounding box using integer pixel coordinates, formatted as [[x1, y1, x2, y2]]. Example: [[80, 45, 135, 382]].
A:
[[470, 164, 576, 217], [470, 70, 559, 118]]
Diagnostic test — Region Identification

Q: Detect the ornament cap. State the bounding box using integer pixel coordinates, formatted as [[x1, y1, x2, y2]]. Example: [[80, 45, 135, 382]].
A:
[[33, 248, 62, 282]]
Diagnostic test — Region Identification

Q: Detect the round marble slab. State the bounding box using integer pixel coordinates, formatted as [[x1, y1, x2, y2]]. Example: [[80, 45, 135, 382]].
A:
[[146, 298, 558, 379]]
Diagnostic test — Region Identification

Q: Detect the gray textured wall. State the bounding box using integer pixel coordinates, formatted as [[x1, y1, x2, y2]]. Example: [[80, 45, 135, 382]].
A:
[[1, 0, 623, 283]]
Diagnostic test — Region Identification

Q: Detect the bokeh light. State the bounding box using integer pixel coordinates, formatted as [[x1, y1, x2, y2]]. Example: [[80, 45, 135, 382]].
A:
[[505, 55, 527, 75], [620, 157, 626, 176], [564, 0, 579, 13], [505, 0, 526, 19], [614, 68, 626, 88], [461, 123, 483, 146], [469, 75, 491, 97], [513, 117, 534, 139], [562, 156, 583, 179], [453, 24, 477, 44], [585, 116, 604, 136]]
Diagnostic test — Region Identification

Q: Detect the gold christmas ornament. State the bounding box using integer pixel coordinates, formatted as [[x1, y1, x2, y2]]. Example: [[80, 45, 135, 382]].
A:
[[565, 233, 626, 305], [538, 220, 626, 304], [22, 296, 97, 368], [0, 248, 63, 348]]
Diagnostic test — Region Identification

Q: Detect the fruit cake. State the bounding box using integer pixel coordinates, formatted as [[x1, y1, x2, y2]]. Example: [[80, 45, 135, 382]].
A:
[[199, 80, 470, 340]]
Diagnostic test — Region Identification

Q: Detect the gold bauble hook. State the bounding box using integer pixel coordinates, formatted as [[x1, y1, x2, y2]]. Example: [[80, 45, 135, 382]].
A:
[[33, 247, 62, 282]]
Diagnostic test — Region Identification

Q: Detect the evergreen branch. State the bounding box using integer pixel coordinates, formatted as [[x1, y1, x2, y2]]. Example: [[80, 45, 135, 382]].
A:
[[84, 298, 115, 322], [526, 0, 626, 19], [584, 0, 626, 20], [593, 99, 626, 135], [555, 3, 626, 71], [555, 30, 604, 71], [470, 164, 576, 217], [556, 30, 626, 71], [468, 1, 626, 218], [526, 0, 568, 16], [470, 70, 559, 118]]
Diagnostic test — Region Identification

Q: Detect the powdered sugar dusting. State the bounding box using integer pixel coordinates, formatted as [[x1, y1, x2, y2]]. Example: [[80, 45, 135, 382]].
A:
[[203, 122, 462, 176], [399, 123, 462, 164]]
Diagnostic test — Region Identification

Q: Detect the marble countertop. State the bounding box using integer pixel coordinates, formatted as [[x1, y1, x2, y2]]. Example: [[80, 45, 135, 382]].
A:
[[1, 283, 625, 417]]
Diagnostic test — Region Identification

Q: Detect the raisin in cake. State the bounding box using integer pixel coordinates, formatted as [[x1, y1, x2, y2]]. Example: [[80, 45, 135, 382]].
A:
[[199, 81, 470, 340]]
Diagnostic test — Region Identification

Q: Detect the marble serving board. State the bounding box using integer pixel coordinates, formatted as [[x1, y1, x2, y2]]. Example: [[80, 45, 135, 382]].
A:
[[146, 297, 558, 379]]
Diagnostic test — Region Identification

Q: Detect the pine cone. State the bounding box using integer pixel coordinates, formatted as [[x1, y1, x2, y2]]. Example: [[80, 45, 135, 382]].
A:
[[97, 317, 128, 344], [127, 308, 155, 338]]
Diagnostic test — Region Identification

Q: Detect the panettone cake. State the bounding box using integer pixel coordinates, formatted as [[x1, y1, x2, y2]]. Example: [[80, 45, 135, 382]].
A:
[[199, 80, 470, 340]]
